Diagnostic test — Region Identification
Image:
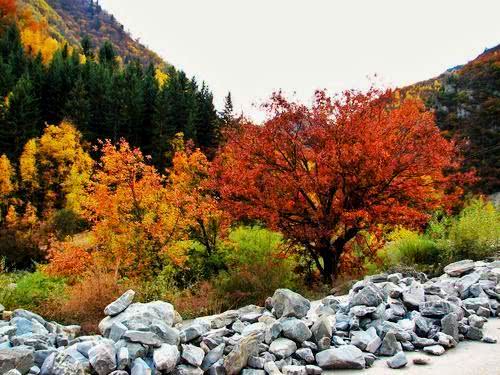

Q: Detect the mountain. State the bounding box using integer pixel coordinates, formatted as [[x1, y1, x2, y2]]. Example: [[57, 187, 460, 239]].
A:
[[400, 45, 500, 193], [17, 0, 166, 66]]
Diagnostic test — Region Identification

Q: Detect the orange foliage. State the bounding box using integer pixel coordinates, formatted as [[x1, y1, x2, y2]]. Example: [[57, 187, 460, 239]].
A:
[[46, 240, 93, 280], [0, 0, 16, 23]]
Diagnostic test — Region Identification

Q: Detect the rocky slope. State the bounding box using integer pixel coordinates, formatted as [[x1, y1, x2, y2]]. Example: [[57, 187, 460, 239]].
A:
[[400, 45, 500, 193], [17, 0, 166, 66], [0, 258, 499, 374]]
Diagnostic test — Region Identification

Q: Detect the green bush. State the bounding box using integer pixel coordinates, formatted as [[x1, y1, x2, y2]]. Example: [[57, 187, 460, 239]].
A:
[[368, 197, 500, 275], [436, 197, 500, 262], [0, 269, 66, 310], [212, 226, 299, 309]]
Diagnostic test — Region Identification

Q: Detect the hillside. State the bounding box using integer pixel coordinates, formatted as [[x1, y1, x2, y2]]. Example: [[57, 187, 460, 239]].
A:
[[17, 0, 166, 66], [401, 45, 500, 193]]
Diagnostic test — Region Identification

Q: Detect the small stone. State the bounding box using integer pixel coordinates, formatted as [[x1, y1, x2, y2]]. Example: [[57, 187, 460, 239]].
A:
[[378, 332, 401, 356], [123, 330, 163, 347], [264, 361, 282, 375], [350, 283, 384, 308], [465, 326, 483, 341], [280, 318, 312, 343], [295, 348, 314, 363], [387, 351, 407, 369], [201, 343, 225, 371], [223, 332, 261, 375], [305, 364, 322, 374], [482, 336, 497, 344], [419, 300, 454, 317], [441, 313, 459, 341], [131, 358, 151, 375], [423, 344, 445, 356], [413, 357, 430, 365], [174, 364, 203, 375], [282, 365, 307, 375]]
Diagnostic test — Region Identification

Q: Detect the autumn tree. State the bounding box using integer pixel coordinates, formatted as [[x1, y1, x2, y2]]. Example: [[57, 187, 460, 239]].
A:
[[19, 121, 93, 215], [214, 89, 464, 281], [0, 153, 14, 219], [81, 140, 190, 278]]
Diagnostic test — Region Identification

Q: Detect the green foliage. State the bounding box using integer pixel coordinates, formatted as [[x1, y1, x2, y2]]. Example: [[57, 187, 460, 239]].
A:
[[211, 226, 298, 309], [369, 197, 500, 275], [436, 197, 500, 261], [0, 269, 66, 310], [50, 208, 88, 239]]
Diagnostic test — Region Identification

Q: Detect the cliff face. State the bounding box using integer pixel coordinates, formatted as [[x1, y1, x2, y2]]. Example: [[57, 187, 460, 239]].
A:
[[18, 0, 166, 66], [401, 45, 500, 193]]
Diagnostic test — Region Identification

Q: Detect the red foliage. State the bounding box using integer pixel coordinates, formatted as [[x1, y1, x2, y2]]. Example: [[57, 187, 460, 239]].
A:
[[213, 89, 466, 281]]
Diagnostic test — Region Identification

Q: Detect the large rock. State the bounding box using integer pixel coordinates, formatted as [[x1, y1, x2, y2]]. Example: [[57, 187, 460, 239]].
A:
[[311, 316, 332, 344], [402, 283, 425, 309], [123, 330, 163, 347], [350, 283, 383, 308], [280, 318, 312, 343], [104, 290, 135, 317], [181, 344, 205, 367], [378, 332, 401, 356], [0, 348, 34, 374], [444, 260, 474, 277], [153, 344, 179, 372], [272, 289, 311, 319], [350, 327, 381, 353], [387, 351, 407, 369], [419, 300, 454, 317], [41, 352, 86, 375], [88, 342, 117, 375], [441, 313, 459, 341], [223, 332, 261, 375], [315, 345, 365, 369], [269, 338, 297, 359], [201, 344, 225, 371], [99, 301, 176, 336]]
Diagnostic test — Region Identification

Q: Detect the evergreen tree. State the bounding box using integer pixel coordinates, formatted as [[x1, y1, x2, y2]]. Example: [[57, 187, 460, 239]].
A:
[[99, 41, 117, 69]]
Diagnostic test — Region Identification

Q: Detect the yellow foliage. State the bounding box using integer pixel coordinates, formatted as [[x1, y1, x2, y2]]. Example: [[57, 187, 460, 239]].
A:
[[0, 154, 14, 199], [155, 68, 168, 88], [21, 27, 59, 64], [20, 138, 39, 190]]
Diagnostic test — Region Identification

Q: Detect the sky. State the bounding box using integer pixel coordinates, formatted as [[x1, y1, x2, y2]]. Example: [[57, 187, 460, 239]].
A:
[[100, 0, 500, 122]]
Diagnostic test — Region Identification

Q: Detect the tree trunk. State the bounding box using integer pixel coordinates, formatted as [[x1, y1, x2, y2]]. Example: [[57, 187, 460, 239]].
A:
[[318, 228, 359, 283]]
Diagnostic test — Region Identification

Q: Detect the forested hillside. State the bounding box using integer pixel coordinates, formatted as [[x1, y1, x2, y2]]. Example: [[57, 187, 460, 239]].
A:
[[18, 0, 165, 66], [400, 45, 500, 193]]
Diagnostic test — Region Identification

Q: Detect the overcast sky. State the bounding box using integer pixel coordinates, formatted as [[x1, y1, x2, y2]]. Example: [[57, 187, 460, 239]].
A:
[[100, 0, 500, 121]]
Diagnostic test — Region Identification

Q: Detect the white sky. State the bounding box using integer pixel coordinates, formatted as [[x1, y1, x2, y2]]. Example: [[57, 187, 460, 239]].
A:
[[100, 0, 500, 122]]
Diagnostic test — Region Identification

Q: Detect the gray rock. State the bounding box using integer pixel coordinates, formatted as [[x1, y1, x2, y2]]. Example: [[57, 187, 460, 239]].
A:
[[377, 332, 401, 356], [315, 345, 365, 369], [263, 361, 282, 375], [482, 336, 497, 344], [272, 289, 311, 319], [0, 348, 35, 374], [350, 283, 383, 308], [387, 351, 407, 369], [413, 356, 430, 365], [4, 370, 22, 375], [444, 260, 474, 277], [88, 342, 117, 375], [305, 365, 322, 374], [123, 330, 162, 347], [402, 283, 425, 309], [180, 323, 209, 343], [242, 369, 266, 375], [104, 290, 135, 317], [242, 322, 267, 337], [441, 313, 459, 341], [280, 318, 312, 343], [282, 365, 307, 375], [151, 320, 180, 345], [223, 332, 261, 375], [265, 321, 282, 344], [269, 338, 297, 359], [131, 358, 151, 375], [211, 311, 239, 329], [174, 364, 203, 375], [465, 326, 483, 341], [350, 305, 376, 317], [423, 345, 445, 355], [456, 273, 481, 298], [153, 344, 179, 372], [310, 316, 332, 344], [419, 300, 454, 317], [117, 347, 129, 370], [99, 301, 176, 336], [201, 344, 225, 371], [181, 344, 205, 367], [295, 348, 314, 363], [350, 327, 381, 353], [42, 352, 86, 375], [109, 321, 128, 342]]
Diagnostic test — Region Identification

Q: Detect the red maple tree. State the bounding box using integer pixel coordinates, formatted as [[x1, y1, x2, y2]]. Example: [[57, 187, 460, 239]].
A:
[[214, 89, 465, 281]]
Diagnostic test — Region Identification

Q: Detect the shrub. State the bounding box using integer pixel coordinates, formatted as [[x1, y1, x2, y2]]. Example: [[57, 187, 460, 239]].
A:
[[438, 197, 500, 262], [210, 226, 299, 309], [44, 269, 126, 333], [0, 269, 66, 311]]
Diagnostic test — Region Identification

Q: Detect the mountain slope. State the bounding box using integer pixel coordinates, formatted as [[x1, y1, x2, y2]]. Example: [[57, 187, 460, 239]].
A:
[[17, 0, 166, 66], [400, 45, 500, 193]]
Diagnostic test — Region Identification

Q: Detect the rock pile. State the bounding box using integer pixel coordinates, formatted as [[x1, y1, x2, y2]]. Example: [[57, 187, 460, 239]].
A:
[[0, 259, 499, 374]]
